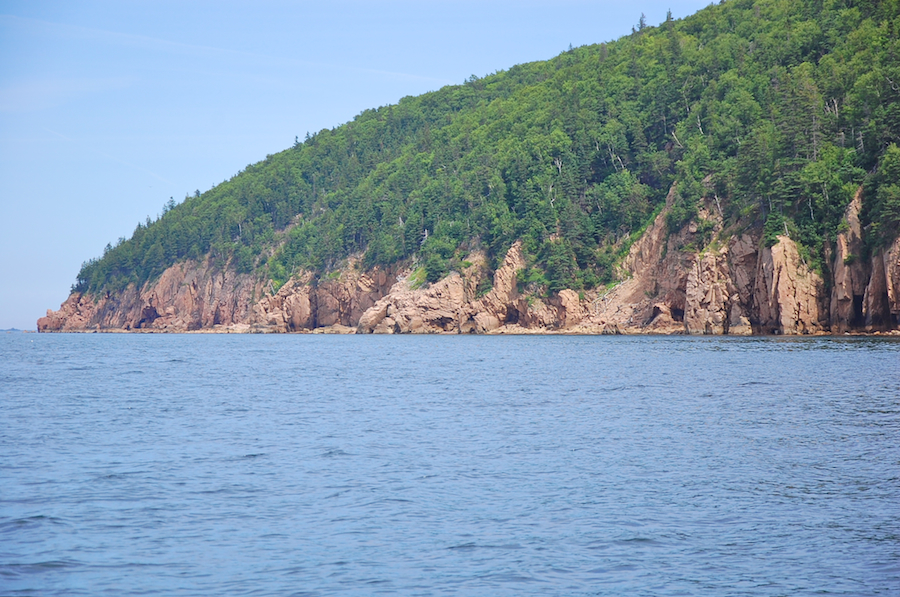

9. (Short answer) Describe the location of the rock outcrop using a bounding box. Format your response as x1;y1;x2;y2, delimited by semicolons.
251;264;396;333
582;195;695;335
829;191;870;332
38;258;396;334
38;188;900;335
38;260;264;332
883;236;900;325
685;245;747;335
861;235;900;331
752;236;827;334
356;270;467;334
356;243;530;334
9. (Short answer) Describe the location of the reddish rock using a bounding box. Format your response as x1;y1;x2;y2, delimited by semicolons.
830;190;870;332
752;236;826;334
37;188;899;336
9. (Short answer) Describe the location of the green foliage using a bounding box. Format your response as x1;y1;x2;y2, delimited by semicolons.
424;253;449;283
666;186;699;233
517;266;549;295
407;267;427;290
74;0;900;296
763;212;786;248
864;144;900;245
475;276;493;298
267;258;288;291
543;238;581;293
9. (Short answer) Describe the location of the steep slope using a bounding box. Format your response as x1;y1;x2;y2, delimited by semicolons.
41;0;900;334
39;185;900;334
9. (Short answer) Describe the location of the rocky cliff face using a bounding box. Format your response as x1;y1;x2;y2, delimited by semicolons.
39;191;900;335
858;235;900;332
827;189;900;333
830;191;869;332
752;235;827;334
250;262;396;333
883;238;900;326
561;190;897;336
38;260;265;332
38;258;396;334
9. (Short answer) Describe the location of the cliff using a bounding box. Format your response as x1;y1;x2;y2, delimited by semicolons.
39;191;900;335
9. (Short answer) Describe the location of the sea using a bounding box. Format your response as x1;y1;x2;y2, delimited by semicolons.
1;333;898;596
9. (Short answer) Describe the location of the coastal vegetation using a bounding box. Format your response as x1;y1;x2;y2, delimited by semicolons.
74;0;900;296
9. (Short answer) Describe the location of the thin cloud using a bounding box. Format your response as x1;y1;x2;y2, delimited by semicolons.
0;13;454;86
0;76;134;112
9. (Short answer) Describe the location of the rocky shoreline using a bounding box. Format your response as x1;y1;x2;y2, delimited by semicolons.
36;326;900;336
39;191;900;336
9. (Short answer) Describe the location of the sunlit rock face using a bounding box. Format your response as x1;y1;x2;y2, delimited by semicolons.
38;189;900;336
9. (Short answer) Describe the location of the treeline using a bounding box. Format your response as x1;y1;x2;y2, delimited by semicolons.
75;0;900;295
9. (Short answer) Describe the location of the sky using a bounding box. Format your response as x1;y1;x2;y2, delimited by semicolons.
0;0;712;330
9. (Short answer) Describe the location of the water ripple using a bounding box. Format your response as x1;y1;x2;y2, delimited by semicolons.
0;334;898;595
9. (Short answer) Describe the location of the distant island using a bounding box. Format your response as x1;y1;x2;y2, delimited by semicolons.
40;0;900;335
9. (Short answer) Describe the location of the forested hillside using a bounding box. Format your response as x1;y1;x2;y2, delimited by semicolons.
74;0;900;296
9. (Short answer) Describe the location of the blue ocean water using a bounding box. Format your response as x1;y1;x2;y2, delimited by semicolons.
1;333;898;596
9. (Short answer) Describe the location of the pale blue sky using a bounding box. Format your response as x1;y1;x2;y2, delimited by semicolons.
0;0;711;329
